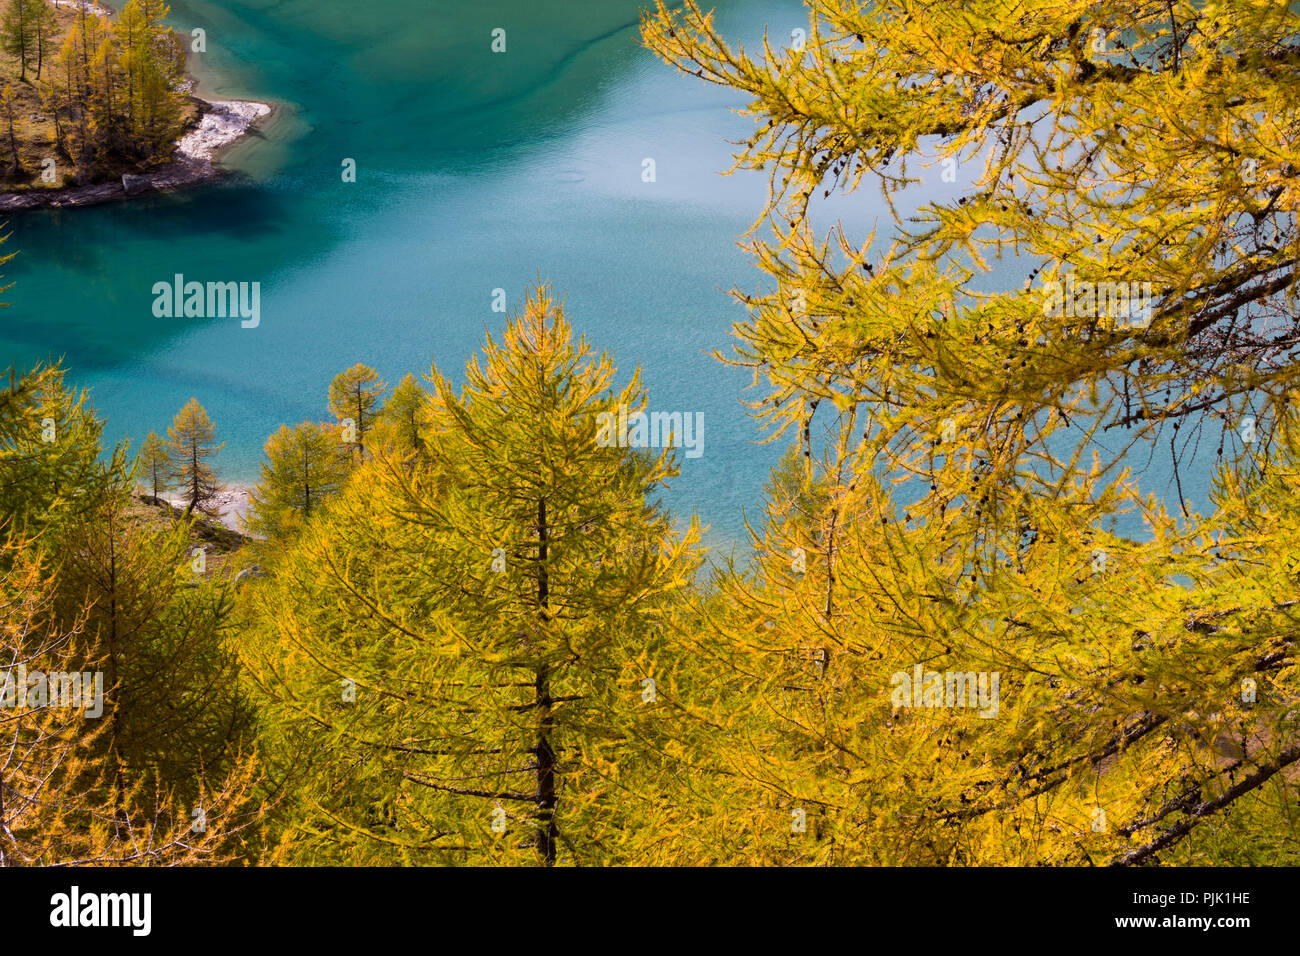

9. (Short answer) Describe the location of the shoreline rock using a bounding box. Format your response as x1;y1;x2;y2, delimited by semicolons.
0;98;273;212
154;483;254;536
49;0;112;16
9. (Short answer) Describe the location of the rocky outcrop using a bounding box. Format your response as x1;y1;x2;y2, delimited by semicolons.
0;99;272;212
122;173;151;196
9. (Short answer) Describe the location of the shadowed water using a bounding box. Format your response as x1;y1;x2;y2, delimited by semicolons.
1;0;820;551
0;0;1212;551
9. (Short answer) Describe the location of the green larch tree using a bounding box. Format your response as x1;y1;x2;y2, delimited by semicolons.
1;0;34;82
29;0;53;81
328;363;386;455
53;490;256;811
1;0;54;83
166;397;222;517
375;372;431;461
0;363;124;543
243;285;703;865
244;421;351;540
136;428;168;503
116;0;185;160
1;526;261;865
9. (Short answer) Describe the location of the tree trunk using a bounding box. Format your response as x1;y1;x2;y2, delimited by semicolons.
534;497;557;865
16;13;27;84
106;520;126;820
187;443;198;516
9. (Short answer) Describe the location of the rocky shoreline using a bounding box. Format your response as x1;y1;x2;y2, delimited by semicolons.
0;98;272;212
157;484;254;535
0;0;272;211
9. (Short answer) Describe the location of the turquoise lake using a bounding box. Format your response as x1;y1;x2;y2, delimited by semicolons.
0;0;1214;549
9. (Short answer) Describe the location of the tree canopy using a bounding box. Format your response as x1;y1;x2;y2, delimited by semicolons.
638;0;1300;864
5;0;1299;868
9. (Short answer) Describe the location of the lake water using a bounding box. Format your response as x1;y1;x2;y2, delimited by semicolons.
0;0;1214;550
